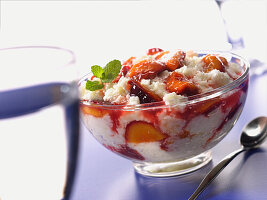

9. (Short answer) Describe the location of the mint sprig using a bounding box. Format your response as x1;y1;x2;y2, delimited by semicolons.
86;81;104;91
91;65;104;79
102;60;121;83
86;59;121;91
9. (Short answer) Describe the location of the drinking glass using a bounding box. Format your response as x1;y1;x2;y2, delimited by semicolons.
0;46;79;200
215;0;267;76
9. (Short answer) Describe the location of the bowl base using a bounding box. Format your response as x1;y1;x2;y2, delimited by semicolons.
133;151;212;177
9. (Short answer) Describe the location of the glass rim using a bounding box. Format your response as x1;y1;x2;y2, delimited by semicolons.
0;45;76;67
80;50;250;111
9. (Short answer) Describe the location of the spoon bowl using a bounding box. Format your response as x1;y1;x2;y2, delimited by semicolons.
241;117;267;148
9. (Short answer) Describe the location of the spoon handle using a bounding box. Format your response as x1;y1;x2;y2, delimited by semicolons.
188;148;246;200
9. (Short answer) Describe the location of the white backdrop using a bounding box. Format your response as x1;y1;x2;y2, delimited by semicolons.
0;0;229;76
1;0;266;77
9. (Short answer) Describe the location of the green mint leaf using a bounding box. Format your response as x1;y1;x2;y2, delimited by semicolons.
91;65;104;78
85;80;104;91
102;59;121;83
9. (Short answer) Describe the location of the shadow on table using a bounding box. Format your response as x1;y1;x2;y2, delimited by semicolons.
133;148;265;200
133;161;214;200
203;148;265;200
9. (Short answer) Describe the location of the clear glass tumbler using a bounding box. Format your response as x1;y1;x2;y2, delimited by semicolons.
0;46;79;200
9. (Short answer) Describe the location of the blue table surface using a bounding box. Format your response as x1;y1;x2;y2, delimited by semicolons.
71;73;267;200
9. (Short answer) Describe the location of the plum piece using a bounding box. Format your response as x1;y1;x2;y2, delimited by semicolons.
129;80;162;104
147;48;164;56
105;144;145;160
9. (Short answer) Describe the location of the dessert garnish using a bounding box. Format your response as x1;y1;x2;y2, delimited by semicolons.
86;60;121;91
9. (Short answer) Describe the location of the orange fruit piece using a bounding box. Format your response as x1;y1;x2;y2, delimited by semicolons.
194;98;221;114
81;105;108;118
166;51;186;71
155;51;170;60
166;72;199;96
202;54;228;73
122;56;136;66
125;121;166;143
128;59;165;80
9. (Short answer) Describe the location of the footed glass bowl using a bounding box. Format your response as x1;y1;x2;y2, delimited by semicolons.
79;51;249;177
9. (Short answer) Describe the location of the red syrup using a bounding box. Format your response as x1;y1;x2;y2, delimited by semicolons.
221;90;242;113
96;78;248;156
205;102;242;146
109;109;123;134
105;144;145;161
104;88;244;154
202;101;222;117
142;108;162;127
161;83;246;148
241;78;249;93
204;87;246;146
160;138;170;151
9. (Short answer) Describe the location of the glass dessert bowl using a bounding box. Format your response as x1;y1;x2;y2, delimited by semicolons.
79;49;249;177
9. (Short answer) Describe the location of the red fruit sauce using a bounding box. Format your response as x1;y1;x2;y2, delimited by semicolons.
105;144;145;161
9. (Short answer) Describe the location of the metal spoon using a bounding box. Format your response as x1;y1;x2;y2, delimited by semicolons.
188;116;267;200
